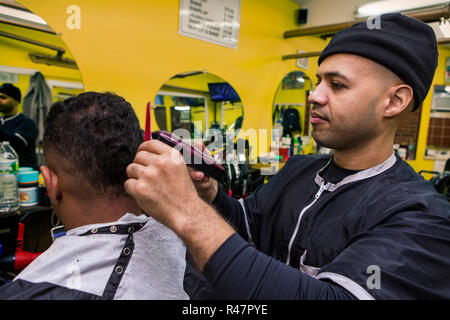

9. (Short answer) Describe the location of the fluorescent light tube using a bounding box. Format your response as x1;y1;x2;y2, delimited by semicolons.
175;106;191;111
356;0;449;18
0;5;48;25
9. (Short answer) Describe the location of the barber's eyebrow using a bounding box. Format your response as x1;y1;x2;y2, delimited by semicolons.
316;71;350;81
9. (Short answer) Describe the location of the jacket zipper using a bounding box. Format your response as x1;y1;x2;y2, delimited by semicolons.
285;182;326;265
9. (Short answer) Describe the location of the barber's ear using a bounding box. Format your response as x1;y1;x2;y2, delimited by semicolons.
40;165;61;204
384;84;414;118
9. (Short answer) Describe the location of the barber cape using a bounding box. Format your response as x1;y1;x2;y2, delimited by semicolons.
0;213;189;300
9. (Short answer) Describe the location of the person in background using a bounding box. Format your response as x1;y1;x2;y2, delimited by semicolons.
0;92;188;300
125;13;450;299
0;83;38;170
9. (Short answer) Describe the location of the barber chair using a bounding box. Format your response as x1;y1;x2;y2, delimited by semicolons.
0;207;53;284
419;159;450;201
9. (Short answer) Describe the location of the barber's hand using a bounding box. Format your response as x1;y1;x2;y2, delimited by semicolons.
188;141;218;203
125;140;235;271
125;140;203;230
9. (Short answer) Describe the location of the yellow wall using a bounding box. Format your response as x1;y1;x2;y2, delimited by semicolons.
164;72;223;92
12;0;443;173
18;0;324;155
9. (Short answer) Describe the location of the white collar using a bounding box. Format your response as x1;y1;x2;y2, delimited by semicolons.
3;113;21;122
315;152;397;192
66;212;149;236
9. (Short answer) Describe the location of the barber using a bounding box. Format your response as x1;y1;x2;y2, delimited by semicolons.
125;13;450;299
0;83;38;170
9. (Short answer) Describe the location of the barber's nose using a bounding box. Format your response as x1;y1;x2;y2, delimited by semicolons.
308;83;328;107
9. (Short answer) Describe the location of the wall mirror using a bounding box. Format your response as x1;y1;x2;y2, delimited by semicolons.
0;1;84;167
427;85;450;150
153;70;243;142
392;110;421;161
424;84;450;169
272;70;312;138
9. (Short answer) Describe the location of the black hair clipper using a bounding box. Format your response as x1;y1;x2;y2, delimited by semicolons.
151;130;226;184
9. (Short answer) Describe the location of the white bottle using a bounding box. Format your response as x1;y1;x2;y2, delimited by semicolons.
2;141;19;174
272;120;283;150
0;146;19;213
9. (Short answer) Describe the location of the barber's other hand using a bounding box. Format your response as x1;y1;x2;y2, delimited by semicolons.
188;141;218;203
125;140;202;230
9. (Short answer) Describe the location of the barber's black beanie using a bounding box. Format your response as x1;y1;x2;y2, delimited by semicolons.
0;83;21;103
318;13;438;111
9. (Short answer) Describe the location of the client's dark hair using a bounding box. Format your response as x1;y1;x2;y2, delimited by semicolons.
43;91;143;197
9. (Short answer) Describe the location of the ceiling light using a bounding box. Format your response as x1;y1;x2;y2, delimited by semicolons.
175;106;191;111
0;5;48;25
356;0;449;18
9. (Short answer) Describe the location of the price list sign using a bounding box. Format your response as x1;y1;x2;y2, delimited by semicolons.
179;0;241;49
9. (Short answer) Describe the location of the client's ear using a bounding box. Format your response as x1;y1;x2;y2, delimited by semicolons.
40;165;61;204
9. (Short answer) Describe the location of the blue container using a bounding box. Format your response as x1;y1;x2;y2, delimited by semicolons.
19;187;39;206
18;170;39;187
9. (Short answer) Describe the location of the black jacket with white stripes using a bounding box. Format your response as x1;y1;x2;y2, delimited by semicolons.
186;153;450;299
0;113;38;170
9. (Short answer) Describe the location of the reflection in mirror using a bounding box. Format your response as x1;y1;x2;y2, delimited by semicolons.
393;106;421;162
0;1;84;168
273;71;312;136
154;71;254;199
424;84;450;169
272;70;315;157
392;83;437;162
153;71;244;141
